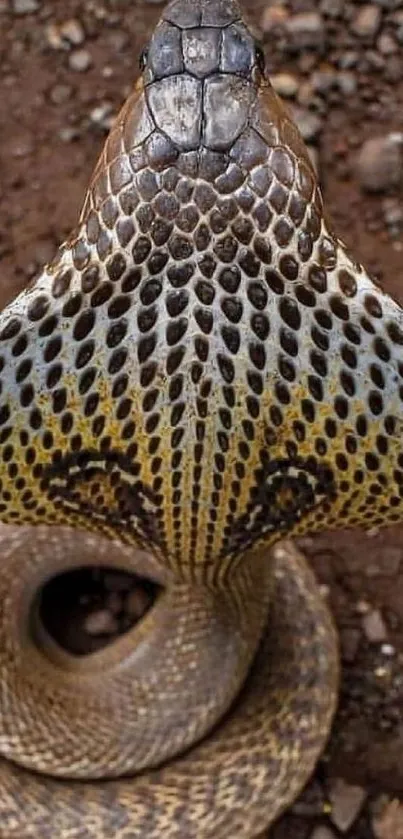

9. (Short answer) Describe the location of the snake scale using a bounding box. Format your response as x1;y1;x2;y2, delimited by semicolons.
0;0;402;835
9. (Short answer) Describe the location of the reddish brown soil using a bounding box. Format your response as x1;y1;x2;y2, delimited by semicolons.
0;1;402;838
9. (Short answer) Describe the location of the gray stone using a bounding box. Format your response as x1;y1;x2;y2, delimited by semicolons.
12;0;40;13
297;80;315;107
58;126;80;142
311;68;337;93
337;71;357;96
383;197;403;232
59;18;85;46
90;102;115;130
261;5;289;33
357;135;403;192
365;49;386;70
373;798;403;839
338;50;359;69
68;49;92;72
271;73;299;98
319;0;344;18
286;12;325;50
374;0;403;8
362;609;388;643
291;106;323;142
377;33;398;54
350;5;382;39
329;778;367;832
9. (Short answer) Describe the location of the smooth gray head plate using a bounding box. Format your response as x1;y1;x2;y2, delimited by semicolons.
142;0;262;152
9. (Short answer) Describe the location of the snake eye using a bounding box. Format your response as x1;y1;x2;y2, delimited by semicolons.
255;43;266;75
139;47;149;72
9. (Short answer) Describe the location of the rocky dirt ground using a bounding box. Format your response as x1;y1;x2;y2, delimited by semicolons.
0;0;403;837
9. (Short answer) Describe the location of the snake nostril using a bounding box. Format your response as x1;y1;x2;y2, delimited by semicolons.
139;46;149;72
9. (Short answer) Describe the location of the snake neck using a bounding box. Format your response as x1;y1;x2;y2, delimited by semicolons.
0;0;402;585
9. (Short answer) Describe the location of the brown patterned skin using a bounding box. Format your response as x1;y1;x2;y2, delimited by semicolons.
0;0;401;834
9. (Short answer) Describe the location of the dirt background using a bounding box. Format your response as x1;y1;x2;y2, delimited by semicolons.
0;0;402;837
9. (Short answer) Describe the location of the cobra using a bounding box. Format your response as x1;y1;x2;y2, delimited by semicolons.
0;0;401;836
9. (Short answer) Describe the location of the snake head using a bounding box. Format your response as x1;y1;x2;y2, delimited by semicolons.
0;0;402;582
138;0;265;157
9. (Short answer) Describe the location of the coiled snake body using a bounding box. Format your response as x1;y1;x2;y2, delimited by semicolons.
0;0;401;836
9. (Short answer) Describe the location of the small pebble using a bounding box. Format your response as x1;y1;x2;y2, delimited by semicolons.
373;798;403;839
338;50;359;70
319;0;344;18
271;73;299;98
357;135;402;192
59;126;80;142
47;19;86;49
375;0;403;8
356;598;370;614
68;49;92;73
84;609;119;636
362;609;388;643
60;18;85;46
12;0;40;13
49;84;73;105
297;80;315;107
311;67;336;94
261;5;289;33
90;102;115;130
292;106;323;142
381;644;395;657
46;24;65;50
350;5;382;39
377;32;398;55
286;12;325;50
365;49;386;71
337;71;357;96
329;778;367;832
383;197;403;235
